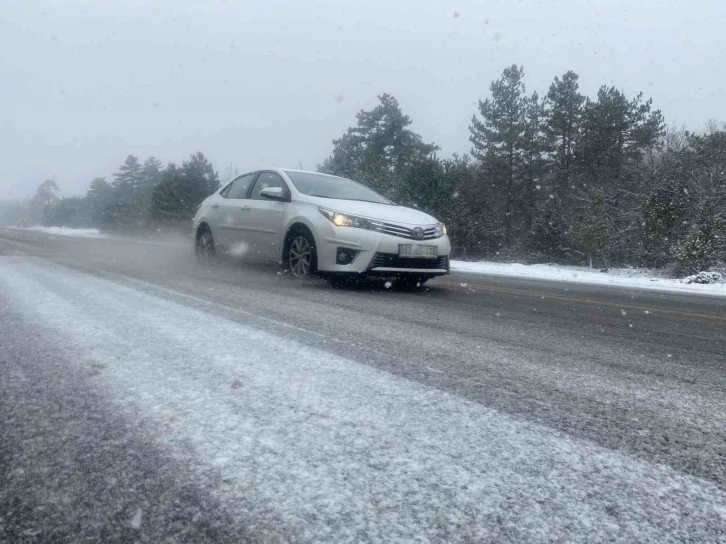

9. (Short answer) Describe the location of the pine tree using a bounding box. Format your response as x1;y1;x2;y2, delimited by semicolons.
578;87;664;184
641;180;689;266
149;153;220;222
30;179;60;224
573;196;611;268
138;157;163;222
520;91;549;233
545;71;584;192
110;155;143;229
318;94;438;197
149;163;183;221
470;65;527;243
86;177;114;228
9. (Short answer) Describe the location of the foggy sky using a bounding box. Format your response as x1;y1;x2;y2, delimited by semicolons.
1;0;724;199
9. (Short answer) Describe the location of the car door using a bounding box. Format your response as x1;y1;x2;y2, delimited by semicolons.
214;172;258;250
242;171;290;259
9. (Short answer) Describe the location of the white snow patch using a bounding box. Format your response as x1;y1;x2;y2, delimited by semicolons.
1;260;725;542
23;226;107;238
682;271;723;284
450;261;726;297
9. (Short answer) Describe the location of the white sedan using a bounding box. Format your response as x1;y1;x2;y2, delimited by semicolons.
192;168;451;286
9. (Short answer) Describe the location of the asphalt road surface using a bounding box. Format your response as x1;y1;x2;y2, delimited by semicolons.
1;227;725;543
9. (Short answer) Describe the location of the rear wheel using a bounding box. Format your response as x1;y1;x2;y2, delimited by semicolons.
288;231;316;278
195;227;216;264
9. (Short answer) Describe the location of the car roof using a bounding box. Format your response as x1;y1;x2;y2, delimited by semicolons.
269;168;340;178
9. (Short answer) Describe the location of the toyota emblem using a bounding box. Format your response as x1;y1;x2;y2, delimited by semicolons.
412;227;424;240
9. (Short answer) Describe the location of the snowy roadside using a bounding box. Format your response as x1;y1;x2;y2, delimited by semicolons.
4;226;724;297
3;226;108;238
451;260;726;297
1;258;725;542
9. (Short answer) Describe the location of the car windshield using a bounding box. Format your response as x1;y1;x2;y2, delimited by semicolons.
285;171;392;205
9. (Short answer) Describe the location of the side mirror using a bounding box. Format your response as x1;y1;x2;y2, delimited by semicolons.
259;187;287;201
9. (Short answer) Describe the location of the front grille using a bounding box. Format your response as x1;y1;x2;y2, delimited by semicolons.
369;253;450;271
378;222;440;240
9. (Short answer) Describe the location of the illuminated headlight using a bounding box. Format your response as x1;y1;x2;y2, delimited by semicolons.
435;223;447;237
319;208;382;232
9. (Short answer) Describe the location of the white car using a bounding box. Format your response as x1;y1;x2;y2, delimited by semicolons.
193;168;451;286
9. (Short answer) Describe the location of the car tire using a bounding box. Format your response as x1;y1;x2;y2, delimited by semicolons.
287;230;317;278
195;227;216;264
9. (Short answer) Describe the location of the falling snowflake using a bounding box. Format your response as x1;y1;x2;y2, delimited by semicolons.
129;508;143;529
384;281;392;289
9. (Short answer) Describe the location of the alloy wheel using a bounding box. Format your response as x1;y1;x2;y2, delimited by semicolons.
289;235;313;277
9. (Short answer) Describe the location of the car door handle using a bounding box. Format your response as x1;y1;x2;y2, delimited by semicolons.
240;206;251;212
211;204;219;209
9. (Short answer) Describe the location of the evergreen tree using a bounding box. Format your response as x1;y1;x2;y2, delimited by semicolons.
573;196;611;268
528;196;571;262
42;197;91;228
641;180;689;266
86;177;114;228
674;201;725;274
149;152;220;222
520;91;550;233
30;179;60;224
470;65;527;243
110;155;143;229
149;163;183;221
319;94;438;196
138;157;163;221
578;87;664;183
545;71;585;192
31;179;60;207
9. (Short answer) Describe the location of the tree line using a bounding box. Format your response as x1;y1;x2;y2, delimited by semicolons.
30;152;220;233
319;67;725;274
27;65;725;273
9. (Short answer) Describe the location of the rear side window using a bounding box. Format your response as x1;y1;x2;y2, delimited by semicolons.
226;173;256;199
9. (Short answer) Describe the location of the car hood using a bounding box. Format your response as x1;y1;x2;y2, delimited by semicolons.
305;196;440;225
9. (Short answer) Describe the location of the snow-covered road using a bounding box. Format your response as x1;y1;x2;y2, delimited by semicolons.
2;256;725;542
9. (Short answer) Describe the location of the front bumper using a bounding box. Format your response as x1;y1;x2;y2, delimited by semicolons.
315;226;451;276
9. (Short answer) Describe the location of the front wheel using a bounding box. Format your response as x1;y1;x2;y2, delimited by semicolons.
288;231;317;278
195;228;216;264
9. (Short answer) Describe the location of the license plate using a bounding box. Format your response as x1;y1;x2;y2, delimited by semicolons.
399;244;438;258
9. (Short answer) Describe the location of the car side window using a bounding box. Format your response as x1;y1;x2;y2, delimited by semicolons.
219;182;233;198
225;173;256;199
250;172;287;200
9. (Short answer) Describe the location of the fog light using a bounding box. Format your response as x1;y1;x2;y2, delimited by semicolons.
336;248;357;265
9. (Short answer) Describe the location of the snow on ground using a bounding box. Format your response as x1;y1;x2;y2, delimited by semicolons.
16;226;107;238
1;258;725;542
451;260;726;297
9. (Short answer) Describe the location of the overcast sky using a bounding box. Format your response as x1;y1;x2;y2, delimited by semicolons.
1;0;724;198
